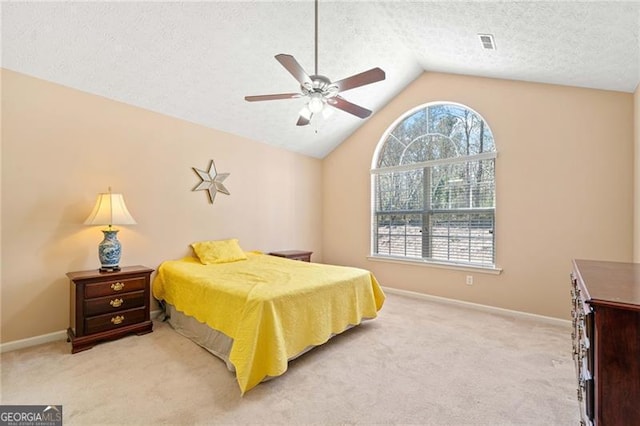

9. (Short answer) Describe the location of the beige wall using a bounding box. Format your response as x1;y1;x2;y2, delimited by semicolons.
1;68;636;343
323;72;634;319
635;84;640;262
1;69;323;343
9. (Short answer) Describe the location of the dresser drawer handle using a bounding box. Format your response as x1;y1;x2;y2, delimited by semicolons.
111;315;125;325
109;298;123;308
111;282;125;291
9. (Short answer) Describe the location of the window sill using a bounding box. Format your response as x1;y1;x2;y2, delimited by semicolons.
366;255;502;275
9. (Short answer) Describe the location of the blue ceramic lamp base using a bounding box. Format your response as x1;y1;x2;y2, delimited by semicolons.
98;229;122;273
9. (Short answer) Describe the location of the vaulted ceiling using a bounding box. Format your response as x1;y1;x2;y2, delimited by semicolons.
3;1;639;158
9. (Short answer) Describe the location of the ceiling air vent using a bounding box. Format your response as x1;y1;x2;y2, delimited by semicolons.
478;34;496;50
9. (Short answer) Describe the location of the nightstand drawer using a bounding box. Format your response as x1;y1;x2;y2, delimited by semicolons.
84;291;146;316
84;307;146;334
85;276;146;299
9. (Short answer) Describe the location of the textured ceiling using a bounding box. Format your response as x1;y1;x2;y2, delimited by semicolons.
2;1;639;158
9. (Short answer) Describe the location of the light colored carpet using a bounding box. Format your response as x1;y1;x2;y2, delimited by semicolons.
1;292;579;425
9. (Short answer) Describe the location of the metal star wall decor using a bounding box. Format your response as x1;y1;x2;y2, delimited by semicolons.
192;159;230;204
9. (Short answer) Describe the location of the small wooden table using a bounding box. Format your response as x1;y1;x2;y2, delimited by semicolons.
269;250;313;262
67;265;154;353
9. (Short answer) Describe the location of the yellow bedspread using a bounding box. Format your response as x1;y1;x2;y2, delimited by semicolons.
152;252;385;393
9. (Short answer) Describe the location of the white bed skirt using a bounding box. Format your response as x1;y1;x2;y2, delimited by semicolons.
165;303;365;376
166;303;236;371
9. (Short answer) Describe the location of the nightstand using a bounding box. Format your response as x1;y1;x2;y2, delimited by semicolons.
67;265;154;353
269;250;313;262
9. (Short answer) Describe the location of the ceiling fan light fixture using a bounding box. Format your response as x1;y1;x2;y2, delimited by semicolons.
321;105;334;119
300;105;312;120
308;94;324;113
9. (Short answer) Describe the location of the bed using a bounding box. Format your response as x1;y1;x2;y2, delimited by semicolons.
152;244;385;394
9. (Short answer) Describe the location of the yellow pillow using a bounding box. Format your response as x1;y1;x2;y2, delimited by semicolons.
191;239;247;264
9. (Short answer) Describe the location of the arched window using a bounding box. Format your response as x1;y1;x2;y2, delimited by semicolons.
371;102;496;267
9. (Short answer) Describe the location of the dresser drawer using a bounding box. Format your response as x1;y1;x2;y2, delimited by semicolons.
85;276;146;299
84;291;146;316
84;307;146;335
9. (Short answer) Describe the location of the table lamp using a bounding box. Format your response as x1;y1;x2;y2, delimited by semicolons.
84;187;136;272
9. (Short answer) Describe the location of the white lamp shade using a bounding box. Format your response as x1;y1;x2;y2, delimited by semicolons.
84;192;136;226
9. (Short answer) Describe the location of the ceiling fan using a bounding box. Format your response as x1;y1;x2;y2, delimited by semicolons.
244;0;386;126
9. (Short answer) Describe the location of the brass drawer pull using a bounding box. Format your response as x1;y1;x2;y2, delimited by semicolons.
110;298;123;308
111;315;125;325
111;282;125;291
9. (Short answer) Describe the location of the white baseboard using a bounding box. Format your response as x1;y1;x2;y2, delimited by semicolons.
0;309;164;354
0;330;68;354
382;286;571;328
2;294;567;354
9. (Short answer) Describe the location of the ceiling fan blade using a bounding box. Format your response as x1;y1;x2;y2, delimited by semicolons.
275;54;312;86
333;67;386;93
327;96;372;119
296;114;311;126
244;93;301;102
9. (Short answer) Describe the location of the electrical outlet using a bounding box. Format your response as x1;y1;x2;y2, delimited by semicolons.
466;275;473;286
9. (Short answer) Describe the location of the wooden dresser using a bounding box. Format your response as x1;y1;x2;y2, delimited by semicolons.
67;265;154;353
571;259;640;425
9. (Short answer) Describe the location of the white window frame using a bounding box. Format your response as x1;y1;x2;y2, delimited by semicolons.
369;102;500;273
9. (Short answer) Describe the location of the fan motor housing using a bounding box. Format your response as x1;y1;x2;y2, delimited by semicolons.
303;75;338;97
